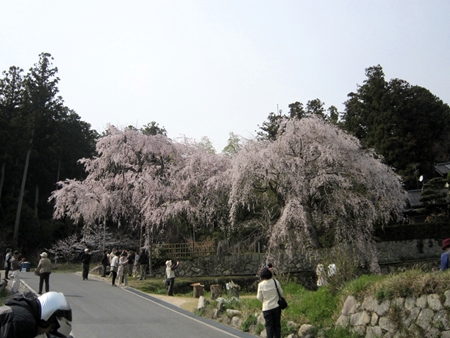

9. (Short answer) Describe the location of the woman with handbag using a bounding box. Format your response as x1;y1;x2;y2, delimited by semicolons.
257;267;284;338
36;252;52;294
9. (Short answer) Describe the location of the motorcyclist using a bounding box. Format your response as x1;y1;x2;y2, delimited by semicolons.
0;291;73;338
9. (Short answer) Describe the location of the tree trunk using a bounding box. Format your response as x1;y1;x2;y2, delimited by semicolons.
14;143;32;245
34;185;39;216
148;234;153;277
0;149;6;201
305;206;321;249
56;154;61;183
0;149;6;218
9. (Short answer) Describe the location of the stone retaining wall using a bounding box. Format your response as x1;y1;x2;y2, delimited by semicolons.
152;239;443;278
205;291;450;338
154;253;266;277
335;292;450;337
376;239;441;264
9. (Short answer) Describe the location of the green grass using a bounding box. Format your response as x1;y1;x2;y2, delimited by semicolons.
287;284;339;326
371;269;450;301
339;273;385;300
52;263;82;273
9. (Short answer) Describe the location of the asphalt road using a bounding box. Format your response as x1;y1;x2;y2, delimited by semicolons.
19;271;256;338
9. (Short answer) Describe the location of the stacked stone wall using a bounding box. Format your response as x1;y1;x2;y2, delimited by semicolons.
154;253;266;277
153;239;443;278
335;292;450;337
376;239;441;264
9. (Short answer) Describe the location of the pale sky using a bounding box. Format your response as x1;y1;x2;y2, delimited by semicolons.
1;1;449;152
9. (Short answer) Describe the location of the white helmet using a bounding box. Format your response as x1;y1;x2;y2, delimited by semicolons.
38;292;72;337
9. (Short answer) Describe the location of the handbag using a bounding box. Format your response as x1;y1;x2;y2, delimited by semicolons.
34;268;41;276
274;279;288;310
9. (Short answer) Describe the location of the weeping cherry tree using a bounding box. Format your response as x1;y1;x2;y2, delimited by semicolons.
50;126;232;267
50;125;180;253
229;116;406;273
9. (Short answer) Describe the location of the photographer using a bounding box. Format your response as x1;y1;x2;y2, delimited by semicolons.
10;251;25;294
0;291;73;338
165;259;180;296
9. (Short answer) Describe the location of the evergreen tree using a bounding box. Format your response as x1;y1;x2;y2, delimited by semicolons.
342;65;450;188
0;53;97;248
420;177;449;222
140;121;167;136
258;100;340;141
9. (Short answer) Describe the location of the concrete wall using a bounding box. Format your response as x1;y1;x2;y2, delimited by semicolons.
376;238;441;264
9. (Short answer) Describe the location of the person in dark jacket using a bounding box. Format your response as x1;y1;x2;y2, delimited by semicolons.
101;250;109;277
137;249;149;280
441;238;450;271
0;291;72;338
4;249;12;280
127;251;135;277
80;249;91;280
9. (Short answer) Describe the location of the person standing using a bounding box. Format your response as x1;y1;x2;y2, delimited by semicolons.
10;251;25;294
127;251;135;277
165;259;180;296
138;249;149;280
37;252;52;294
118;252;129;287
101;250;109;277
110;251;120;286
316;262;327;287
4;248;12;280
441;238;450;271
257;267;283;338
80;249;91;280
133;251;140;277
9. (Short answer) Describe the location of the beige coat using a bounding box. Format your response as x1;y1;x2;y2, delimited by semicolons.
257;278;283;311
37;257;52;273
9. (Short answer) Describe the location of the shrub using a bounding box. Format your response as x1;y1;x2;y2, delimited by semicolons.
320;244;360;295
340;274;385;300
241;314;257;332
370;269;450;301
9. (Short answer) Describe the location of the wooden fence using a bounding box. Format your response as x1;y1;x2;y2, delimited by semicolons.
153;241;215;259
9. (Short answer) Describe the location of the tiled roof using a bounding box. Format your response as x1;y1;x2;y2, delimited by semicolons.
406;189;423;209
435;162;450;176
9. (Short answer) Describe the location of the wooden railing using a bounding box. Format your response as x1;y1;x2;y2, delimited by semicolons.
153;241;215;259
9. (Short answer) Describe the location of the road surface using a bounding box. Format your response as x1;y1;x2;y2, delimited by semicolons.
19;271;256;338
